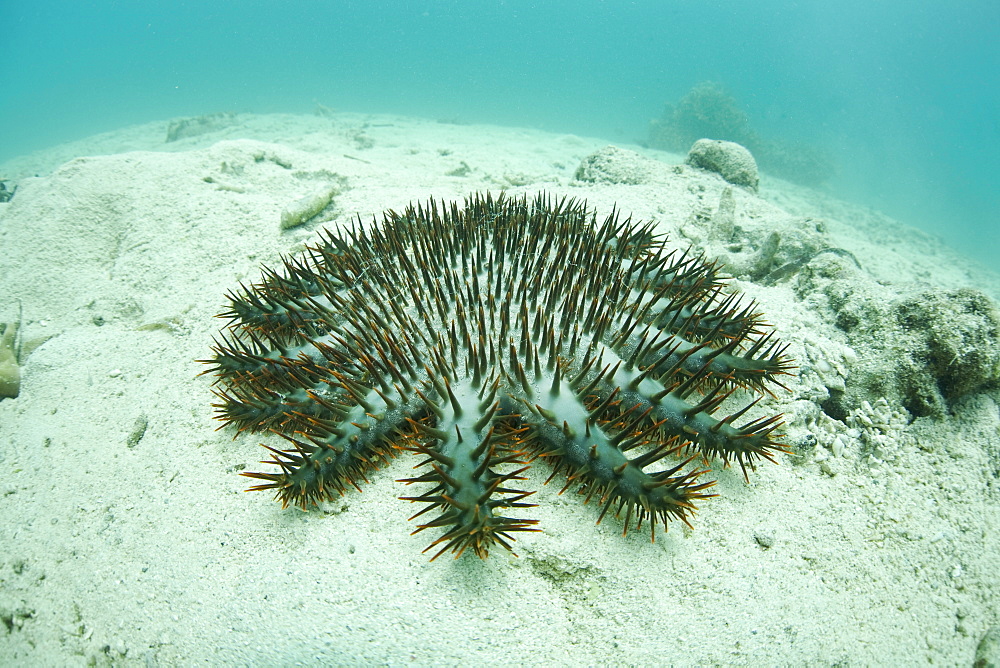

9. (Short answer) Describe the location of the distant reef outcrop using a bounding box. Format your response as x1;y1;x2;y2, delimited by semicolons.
647;81;835;188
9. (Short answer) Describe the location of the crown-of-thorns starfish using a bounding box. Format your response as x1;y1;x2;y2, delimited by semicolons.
202;192;793;560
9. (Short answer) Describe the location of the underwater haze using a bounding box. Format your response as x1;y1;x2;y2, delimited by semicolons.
1;0;997;267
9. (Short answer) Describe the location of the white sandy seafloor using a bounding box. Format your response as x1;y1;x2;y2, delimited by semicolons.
0;111;998;666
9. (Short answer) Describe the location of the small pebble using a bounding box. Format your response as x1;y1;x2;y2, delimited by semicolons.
754;531;775;549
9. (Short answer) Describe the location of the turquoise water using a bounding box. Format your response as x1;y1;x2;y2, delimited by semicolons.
2;0;997;266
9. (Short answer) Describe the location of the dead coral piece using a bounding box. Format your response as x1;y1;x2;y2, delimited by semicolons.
165;112;237;143
894;289;1000;405
709;186;736;241
686;139;759;192
0;319;21;399
280;184;340;230
313;102;337;118
0;180;16;203
574;145;653;185
822;285;1000;418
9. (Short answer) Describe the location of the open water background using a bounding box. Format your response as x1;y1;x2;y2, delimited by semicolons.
2;0;997;266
